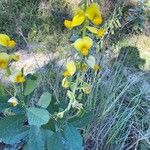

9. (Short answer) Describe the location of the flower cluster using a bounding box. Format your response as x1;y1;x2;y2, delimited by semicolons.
0;34;25;106
61;2;105;116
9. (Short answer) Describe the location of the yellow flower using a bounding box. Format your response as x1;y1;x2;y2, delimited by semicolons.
87;26;105;37
10;54;20;62
85;3;102;25
0;34;16;48
63;61;76;77
10;71;25;83
8;97;18;107
64;8;85;29
94;64;100;71
62;77;69;88
73;36;93;56
0;53;10;69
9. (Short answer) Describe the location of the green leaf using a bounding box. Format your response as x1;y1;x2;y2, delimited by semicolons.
63;124;83;150
47;95;59;114
46;132;68;150
0;115;28;144
24;76;38;96
42;118;56;132
28;126;45;150
37;92;51;108
27;107;50;126
68;111;94;128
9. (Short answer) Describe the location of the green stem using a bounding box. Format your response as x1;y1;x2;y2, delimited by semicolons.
84;0;88;11
6;67;11;76
82;0;89;37
73;73;80;95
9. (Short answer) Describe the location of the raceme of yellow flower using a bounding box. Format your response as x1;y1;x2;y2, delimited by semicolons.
0;34;16;48
87;26;105;37
8;97;18;107
85;3;102;25
73;36;93;56
10;54;20;62
63;61;76;77
64;3;103;29
0;53;10;69
10;71;26;83
64;8;85;30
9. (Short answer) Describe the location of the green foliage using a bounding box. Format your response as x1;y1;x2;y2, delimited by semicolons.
24;74;38;96
63;124;83;150
46;132;67;150
37;92;51;108
69;111;94;128
0;0;71;47
0;0;40;46
0;115;28;144
28;126;45;150
27;107;50;127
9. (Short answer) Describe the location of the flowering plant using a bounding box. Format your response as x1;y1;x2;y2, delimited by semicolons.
0;1;105;149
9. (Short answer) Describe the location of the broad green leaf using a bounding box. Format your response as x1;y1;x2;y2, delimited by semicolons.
63;124;83;150
28;126;45;150
24;76;38;96
47;96;59;114
46;132;68;150
68;111;94;128
42;118;56;132
24;129;54;150
0;115;28;144
27;107;50;126
37;92;51;108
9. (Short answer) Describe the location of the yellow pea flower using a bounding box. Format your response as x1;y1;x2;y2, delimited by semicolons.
63;61;76;77
87;26;105;37
62;77;69;88
0;34;16;48
73;36;93;56
85;3;102;25
64;8;85;29
8;97;18;107
10;71;26;83
10;54;20;62
0;53;10;69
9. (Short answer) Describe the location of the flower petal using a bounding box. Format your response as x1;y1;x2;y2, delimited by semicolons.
0;34;16;48
0;53;10;69
8;97;18;107
87;26;98;34
66;61;76;76
72;14;85;27
85;3;102;25
64;20;73;30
